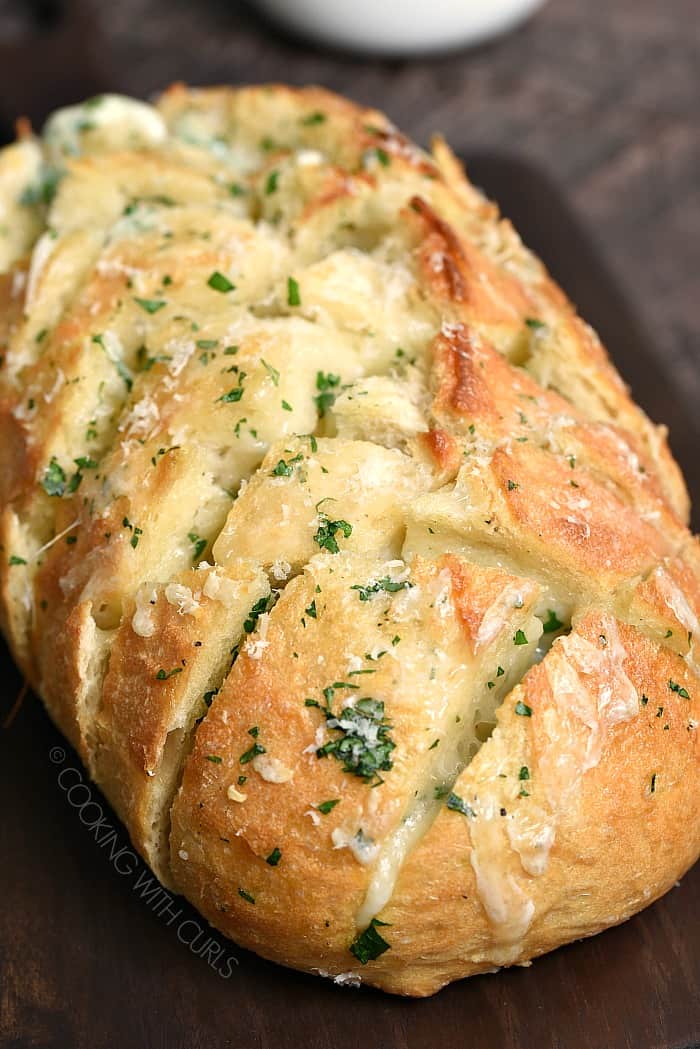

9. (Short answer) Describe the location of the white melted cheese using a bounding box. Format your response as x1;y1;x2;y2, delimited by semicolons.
251;754;294;783
331;827;380;866
653;566;699;641
164;583;200;616
42;95;166;161
132;583;158;637
202;569;241;607
25;231;56;311
542;617;638;804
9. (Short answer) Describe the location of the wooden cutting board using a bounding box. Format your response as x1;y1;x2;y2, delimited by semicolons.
1;153;698;1049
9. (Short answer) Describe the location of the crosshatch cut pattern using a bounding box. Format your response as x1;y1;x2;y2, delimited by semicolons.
0;85;698;996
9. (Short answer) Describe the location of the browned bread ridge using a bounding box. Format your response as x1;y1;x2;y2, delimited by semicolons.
0;85;698;996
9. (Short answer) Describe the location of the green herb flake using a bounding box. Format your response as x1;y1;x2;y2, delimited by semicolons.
316;695;395;784
314;371;341;417
525;318;545;330
287;276;301;307
515;700;533;717
350;576;413;601
188;532;207;561
314;513;353;554
239;742;266;765
446;792;476;818
349;918;391;964
207;271;235;293
133;296;166;315
317;799;340;815
238;888;255;904
281;400;293;412
265;170;279;195
513;629;529;646
271;453;303;477
243;595;272;634
507;479;519;491
261;358;280;386
266;847;282;866
206;754;223;764
8;554;27;566
542;609;564;633
156;667;183;681
668;679;690;699
301;111;326;126
41;457;67;497
305;599;318;619
519;766;530;781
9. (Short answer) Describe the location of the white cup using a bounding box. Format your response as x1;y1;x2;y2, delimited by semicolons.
252;0;547;56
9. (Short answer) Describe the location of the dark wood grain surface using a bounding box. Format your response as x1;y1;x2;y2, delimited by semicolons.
0;5;698;1047
1;151;699;1049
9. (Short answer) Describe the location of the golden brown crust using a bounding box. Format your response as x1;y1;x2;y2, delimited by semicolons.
0;84;697;996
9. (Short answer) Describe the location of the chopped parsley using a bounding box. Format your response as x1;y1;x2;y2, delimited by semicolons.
244;595;274;634
519;766;530;780
287;276;301;307
314;513;353;554
317;799;340;814
668;679;690;699
238;888;255;904
266;847;282;866
542;609;564;633
507;480;519;491
20;166;61;207
218;370;246;403
156;667;183;680
206;754;223;764
515;700;533;717
513;629;529;646
525;318;545;330
265;170;279;195
305;599;318;619
8;554;27;566
281;400;293;412
239;741;266;764
261;358;280;386
350;576;414;601
41;458;68;497
365;146;390;168
301;111;326;126
315;693;395;784
122;516;143;548
350;918;391;964
188;532;207;561
271;453;303;477
446;792;476;818
207;271;235;293
314;371;341;417
133;296;166;314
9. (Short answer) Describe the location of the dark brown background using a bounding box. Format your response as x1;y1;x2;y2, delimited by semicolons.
0;3;698;1047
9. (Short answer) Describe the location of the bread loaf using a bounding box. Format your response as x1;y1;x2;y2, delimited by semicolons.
0;84;698;996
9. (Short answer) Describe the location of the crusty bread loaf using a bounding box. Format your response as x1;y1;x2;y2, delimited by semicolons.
0;84;698;996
